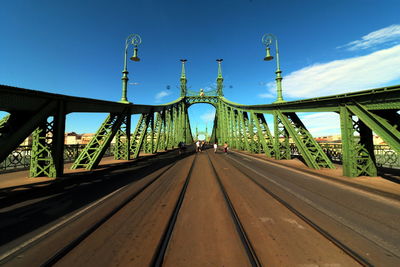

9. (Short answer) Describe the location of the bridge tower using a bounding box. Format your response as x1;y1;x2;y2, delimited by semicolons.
180;59;187;97
216;59;224;97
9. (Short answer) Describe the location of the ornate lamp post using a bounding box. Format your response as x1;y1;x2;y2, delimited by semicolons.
120;34;141;104
262;33;285;103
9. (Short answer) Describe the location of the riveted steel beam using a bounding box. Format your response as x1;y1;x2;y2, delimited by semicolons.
340;105;377;177
273;110;291;160
130;113;152;159
347;102;400;155
251;112;275;158
71;112;127;170
276;111;334;169
0;100;57;164
114;113;131;160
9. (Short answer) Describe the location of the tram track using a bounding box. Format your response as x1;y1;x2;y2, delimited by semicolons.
151;151;260;266
206;152;261;267
2;148;393;266
150;153;197;266
1;152;196;266
41;162;178;267
219;151;373;266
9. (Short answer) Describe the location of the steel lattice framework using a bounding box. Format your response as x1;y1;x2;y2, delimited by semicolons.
1;61;399;178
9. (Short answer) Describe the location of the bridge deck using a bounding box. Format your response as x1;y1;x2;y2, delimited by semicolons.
0;148;399;266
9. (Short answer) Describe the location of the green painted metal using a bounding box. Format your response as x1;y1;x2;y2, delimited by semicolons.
2;77;399;178
251;112;275;157
114;113;131;160
216;59;224;97
238;111;250;151
0;101;58;165
30;120;57;177
130;113;151;158
229;109;237;149
347;103;400;155
340;105;377;177
180;59;187;97
71;113;125;170
276;111;334;169
0;114;10;132
165;109;174;149
273;111;291;160
30;102;66;178
153;112;163;153
262;34;285;104
120;34;141;104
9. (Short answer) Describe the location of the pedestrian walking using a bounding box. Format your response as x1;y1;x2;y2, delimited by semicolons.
223;142;228;154
178;141;185;155
213;143;218;153
196;140;200;152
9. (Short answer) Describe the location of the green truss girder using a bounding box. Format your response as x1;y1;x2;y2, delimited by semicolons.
153;112;164;153
113;114;131;160
276;111;334;169
0;101;58;164
142;113;155;154
130;113;152;159
347;103;400;155
2;83;399;179
243;112;258;153
229;109;238;149
340;105;377;177
238;111;251;151
30;119;57;177
225;107;235;149
71;113;126;170
165;109;174;149
273;111;291;160
250;112;275;158
157;111;168;151
0;114;10;132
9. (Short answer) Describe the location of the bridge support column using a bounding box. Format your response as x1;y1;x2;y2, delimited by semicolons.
238;111;250;151
251;112;274;158
273;111;291;160
114;113;131;160
30;102;66;177
340;105;377;177
72;112;126;170
130;112;152;158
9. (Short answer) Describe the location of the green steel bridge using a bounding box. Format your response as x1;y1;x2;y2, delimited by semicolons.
1;60;399;179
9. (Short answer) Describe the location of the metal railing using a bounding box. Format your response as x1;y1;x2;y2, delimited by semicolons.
290;143;399;169
0;144;114;173
1;143;398;173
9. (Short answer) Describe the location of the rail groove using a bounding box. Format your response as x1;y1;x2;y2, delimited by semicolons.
22;159;181;266
224;153;373;267
206;152;262;267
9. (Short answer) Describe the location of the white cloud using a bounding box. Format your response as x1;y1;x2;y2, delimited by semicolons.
258;92;275;99
155;90;171;103
339;24;400;51
201;111;215;122
265;44;400;99
298;112;341;136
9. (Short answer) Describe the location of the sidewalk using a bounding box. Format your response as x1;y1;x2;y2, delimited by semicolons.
0;155;152;190
235;150;400;201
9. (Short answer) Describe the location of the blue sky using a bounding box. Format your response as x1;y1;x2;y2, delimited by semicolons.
1;0;400;137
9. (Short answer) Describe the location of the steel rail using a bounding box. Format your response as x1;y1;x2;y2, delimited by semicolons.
222;153;373;267
206;152;262;267
150;153;198;267
0;159;180;266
